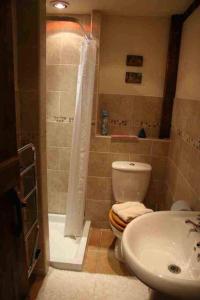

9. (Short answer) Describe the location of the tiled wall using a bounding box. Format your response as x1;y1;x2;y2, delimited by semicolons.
165;99;200;210
46;17;90;214
98;94;163;137
86;136;169;228
165;7;200;211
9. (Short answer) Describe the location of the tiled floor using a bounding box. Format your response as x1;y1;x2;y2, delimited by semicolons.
83;228;131;276
28;228;176;300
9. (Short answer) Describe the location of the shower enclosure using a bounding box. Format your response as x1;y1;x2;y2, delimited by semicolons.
46;16;96;270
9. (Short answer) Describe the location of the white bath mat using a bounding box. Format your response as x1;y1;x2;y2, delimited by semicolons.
36;268;150;300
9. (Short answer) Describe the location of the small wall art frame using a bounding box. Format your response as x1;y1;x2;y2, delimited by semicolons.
125;72;142;84
126;55;143;66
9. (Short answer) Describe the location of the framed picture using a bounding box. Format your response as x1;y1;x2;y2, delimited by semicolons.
126;55;143;66
125;72;142;84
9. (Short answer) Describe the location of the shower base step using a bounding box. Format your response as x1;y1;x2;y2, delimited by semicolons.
48;214;91;271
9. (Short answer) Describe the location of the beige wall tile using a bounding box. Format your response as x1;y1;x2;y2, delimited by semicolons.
46;33;62;65
60;91;76;118
88;152;111;177
46;65;78;92
59;147;71;171
87;177;112;201
61;33;82;64
47;122;73;147
47;147;59;170
46;91;60;121
151;140;169;156
90;136;110;152
47;169;68;193
129;154;151;164
151;156;167;181
85;199;111;225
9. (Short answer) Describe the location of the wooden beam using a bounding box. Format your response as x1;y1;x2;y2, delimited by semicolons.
159;15;183;138
182;0;200;22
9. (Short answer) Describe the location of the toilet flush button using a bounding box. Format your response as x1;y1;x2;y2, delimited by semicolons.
129;163;135;166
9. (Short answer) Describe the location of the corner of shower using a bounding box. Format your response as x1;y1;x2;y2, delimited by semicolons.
46;16;96;270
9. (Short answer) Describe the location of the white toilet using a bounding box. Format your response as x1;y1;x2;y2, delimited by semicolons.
109;161;152;262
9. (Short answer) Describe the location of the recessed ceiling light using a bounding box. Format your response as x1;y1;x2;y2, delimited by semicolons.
51;1;69;9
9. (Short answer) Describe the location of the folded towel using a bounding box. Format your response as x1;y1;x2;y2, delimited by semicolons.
112;202;153;223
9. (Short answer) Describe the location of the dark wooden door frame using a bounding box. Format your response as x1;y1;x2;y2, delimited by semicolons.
159;0;200;139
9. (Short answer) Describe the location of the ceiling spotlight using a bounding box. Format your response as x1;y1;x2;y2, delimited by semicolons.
51;1;69;9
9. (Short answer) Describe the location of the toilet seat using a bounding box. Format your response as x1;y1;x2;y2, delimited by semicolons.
109;209;127;232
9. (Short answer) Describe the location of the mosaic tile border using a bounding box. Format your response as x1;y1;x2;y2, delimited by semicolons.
173;125;200;151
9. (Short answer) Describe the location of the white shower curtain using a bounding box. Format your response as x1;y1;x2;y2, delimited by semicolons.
64;39;97;237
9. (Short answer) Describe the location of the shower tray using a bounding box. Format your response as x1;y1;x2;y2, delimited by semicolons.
48;214;91;271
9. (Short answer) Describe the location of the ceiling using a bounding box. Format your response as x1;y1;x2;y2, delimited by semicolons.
46;0;192;17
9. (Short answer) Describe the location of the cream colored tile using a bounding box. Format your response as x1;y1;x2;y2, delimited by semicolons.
59;147;71;171
47;169;68;193
46;33;62;65
47;147;59;170
46;91;60;121
47;122;73;147
60;91;76;119
46;65;78;92
60;33;82;64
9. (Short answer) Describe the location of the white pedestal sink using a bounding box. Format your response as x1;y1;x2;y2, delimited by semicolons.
122;211;200;299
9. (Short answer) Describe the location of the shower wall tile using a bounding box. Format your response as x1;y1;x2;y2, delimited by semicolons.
47;169;69;193
59;147;71;171
60;91;76;118
60;34;82;64
86;136;170;228
47;147;60;170
47;122;73;147
46;65;78;92
46;21;82;214
47;91;60;121
46;33;62;65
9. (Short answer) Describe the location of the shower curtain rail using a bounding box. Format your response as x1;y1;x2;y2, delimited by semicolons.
46;15;91;40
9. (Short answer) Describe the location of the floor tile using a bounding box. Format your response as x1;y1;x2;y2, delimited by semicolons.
88;228;101;249
96;248;131;276
82;248;98;273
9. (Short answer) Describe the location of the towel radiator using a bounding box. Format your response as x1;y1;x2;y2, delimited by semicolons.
18;143;40;277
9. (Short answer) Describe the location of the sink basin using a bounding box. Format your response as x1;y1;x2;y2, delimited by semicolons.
122;211;200;299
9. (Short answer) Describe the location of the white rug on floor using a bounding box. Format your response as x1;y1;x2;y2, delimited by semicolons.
36;268;150;300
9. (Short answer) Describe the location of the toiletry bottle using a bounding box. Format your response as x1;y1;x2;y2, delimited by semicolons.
101;110;109;135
